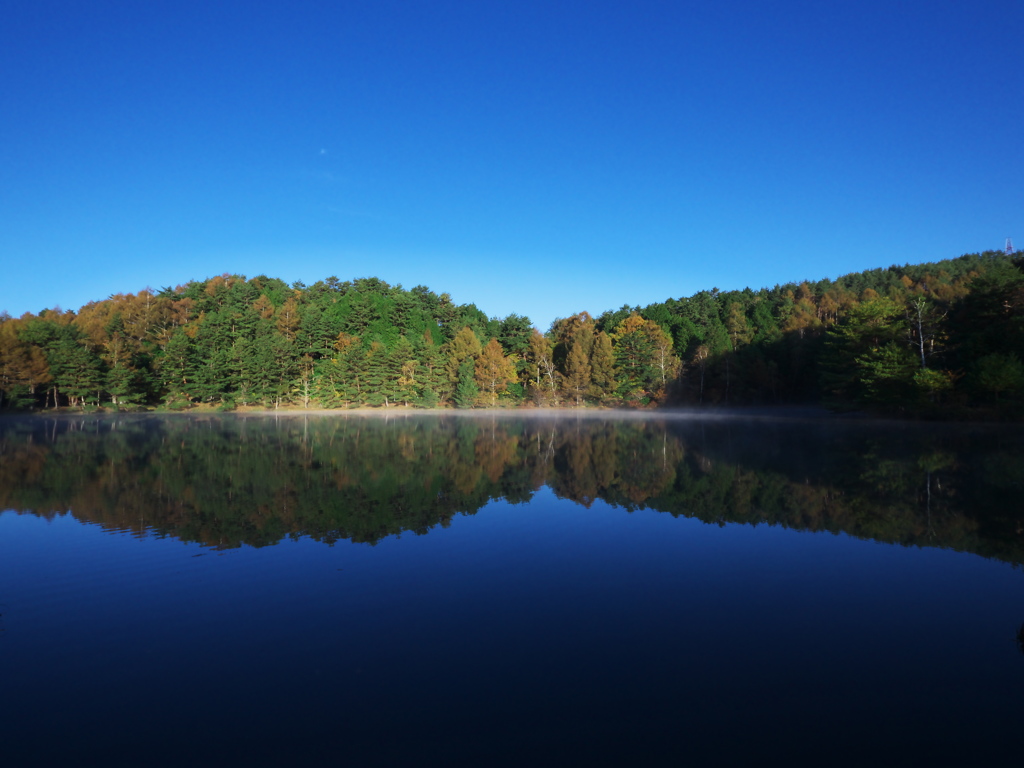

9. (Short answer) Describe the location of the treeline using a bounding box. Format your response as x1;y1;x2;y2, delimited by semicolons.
593;249;1024;416
1;250;1022;415
0;273;677;410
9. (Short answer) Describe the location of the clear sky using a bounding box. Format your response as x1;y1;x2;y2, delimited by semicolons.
2;0;1022;331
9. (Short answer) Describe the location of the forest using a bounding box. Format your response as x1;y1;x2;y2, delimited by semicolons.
1;250;1022;417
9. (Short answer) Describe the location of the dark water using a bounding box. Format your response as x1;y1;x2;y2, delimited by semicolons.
1;412;1022;766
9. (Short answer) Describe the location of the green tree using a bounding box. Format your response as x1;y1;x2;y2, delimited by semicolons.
611;314;677;402
821;298;906;406
453;359;479;408
974;352;1024;403
390;336;418;406
855;342;917;407
21;315;104;407
589;331;616;402
416;329;446;407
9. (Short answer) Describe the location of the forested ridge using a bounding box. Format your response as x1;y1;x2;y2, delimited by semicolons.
1;250;1022;417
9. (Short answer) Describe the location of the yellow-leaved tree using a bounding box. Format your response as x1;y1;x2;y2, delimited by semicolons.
474;338;517;406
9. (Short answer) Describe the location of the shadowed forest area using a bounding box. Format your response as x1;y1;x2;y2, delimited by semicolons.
1;414;1021;565
1;251;1022;418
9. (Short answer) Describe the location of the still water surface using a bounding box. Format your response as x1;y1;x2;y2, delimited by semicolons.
1;412;1022;766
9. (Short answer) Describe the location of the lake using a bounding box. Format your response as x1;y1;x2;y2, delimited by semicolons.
1;411;1022;766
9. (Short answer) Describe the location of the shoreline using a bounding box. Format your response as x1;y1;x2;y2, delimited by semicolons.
1;403;1016;428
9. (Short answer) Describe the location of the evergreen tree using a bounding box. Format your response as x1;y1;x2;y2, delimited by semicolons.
389;336;418;406
612;314;656;402
157;327;195;405
416;329;447;406
821;298;905;406
973;352;1024;404
453;359;479;408
589;331;616;402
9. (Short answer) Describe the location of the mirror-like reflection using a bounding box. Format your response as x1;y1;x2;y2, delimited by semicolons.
2;412;1022;563
3;412;1023;766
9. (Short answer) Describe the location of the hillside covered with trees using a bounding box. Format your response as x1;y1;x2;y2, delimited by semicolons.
1;251;1022;417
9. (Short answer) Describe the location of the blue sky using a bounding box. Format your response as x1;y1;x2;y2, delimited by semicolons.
2;0;1022;331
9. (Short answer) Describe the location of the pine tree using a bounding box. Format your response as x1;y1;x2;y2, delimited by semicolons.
612;314;655;402
588;331;615;402
389;336;418;406
157;327;195;404
453;359;479;408
416;329;446;406
821;298;905;406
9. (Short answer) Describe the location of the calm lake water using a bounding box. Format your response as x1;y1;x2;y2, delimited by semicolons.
1;411;1022;766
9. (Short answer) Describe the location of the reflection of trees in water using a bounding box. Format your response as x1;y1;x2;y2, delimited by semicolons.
0;415;1022;564
918;452;956;540
548;421;683;507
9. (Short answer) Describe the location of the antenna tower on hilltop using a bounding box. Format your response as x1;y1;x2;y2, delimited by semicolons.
1007;237;1015;255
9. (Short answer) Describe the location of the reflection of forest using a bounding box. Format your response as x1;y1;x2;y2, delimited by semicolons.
1;414;1022;564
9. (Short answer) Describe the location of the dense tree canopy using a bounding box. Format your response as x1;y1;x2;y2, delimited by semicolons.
1;250;1022;417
